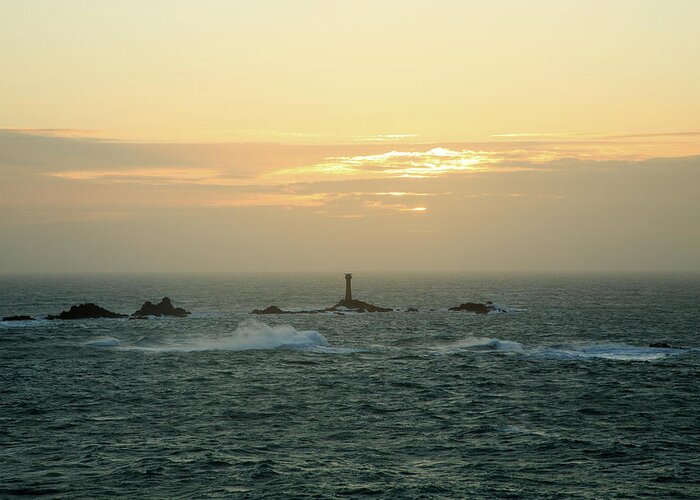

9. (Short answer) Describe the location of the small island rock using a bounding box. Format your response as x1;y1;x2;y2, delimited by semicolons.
47;303;127;320
252;305;291;315
448;301;506;314
326;299;392;313
3;315;36;321
132;297;190;317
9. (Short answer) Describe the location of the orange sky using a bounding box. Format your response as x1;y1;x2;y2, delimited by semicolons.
1;1;699;272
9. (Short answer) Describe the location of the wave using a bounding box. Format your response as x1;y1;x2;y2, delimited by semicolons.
432;337;526;355
529;344;686;361
432;337;689;361
86;337;122;347
85;320;360;354
0;318;48;329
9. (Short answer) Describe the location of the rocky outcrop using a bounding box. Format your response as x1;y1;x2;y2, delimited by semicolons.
251;274;393;315
132;297;190;317
252;305;292;315
47;303;127;320
326;299;392;313
448;301;506;314
2;315;35;321
251;299;392;315
649;342;683;349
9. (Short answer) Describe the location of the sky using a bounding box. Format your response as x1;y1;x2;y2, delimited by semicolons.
1;0;699;273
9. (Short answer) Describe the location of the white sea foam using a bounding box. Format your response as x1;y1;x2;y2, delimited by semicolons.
432;337;525;354
529;344;683;361
486;303;509;314
0;318;47;329
86;320;359;354
85;337;122;347
432;336;687;361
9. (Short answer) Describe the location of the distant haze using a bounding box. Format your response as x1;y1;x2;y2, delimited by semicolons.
1;1;699;273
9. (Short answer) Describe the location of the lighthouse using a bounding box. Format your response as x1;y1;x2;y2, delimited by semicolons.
344;273;353;302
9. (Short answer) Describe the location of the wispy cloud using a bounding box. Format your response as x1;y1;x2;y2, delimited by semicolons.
490;132;575;139
363;200;429;212
353;134;419;142
207;193;331;208
1;128;105;139
50;167;225;184
491;130;700;141
200;128;345;143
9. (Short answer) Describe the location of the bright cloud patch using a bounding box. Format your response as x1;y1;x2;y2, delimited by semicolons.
275;147;494;180
317;148;491;178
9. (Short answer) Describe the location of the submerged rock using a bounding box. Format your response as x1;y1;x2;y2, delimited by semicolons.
132;297;190;317
47;303;127;320
448;301;506;314
2;315;35;321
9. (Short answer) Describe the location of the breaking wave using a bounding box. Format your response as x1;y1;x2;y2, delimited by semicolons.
86;337;122;348
433;337;526;354
85;320;359;354
529;344;688;361
432;337;690;361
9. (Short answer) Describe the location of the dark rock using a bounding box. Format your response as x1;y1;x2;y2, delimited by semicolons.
327;299;392;313
448;302;490;314
406;308;418;312
252;305;291;315
47;303;127;320
251;274;392;315
449;301;506;314
649;342;683;349
132;297;190;317
2;315;35;321
252;299;391;315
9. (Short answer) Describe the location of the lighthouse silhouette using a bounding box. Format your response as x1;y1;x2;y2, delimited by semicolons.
344;273;352;302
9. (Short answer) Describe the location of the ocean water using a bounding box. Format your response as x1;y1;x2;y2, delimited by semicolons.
1;273;698;498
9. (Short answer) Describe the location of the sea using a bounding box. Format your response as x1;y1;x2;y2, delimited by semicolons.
1;273;698;499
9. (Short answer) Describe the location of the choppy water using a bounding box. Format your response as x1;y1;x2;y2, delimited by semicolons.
1;273;699;498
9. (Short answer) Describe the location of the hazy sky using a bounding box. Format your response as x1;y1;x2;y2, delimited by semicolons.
1;0;699;273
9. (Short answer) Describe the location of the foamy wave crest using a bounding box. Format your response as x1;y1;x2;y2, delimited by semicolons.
432;337;525;355
86;337;122;347
433;337;688;361
86;320;359;354
529;344;685;362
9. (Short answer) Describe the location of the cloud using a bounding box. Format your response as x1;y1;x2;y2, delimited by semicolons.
491;130;700;141
363;200;429;212
50;167;225;184
276;147;499;180
0;128;105;139
352;134;419;142
490;132;574;138
2;130;699;224
207;193;331;208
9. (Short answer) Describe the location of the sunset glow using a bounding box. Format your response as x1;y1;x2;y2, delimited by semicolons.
0;0;698;272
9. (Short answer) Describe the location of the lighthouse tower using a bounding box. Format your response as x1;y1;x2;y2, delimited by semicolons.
344;273;353;302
